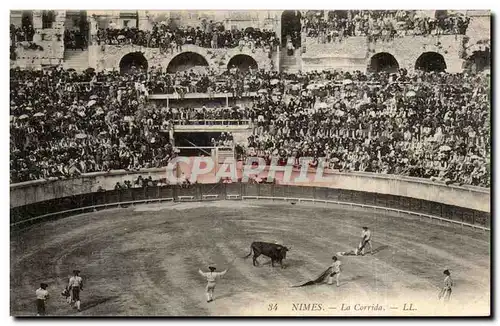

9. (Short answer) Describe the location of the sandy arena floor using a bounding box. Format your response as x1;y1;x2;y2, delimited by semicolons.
10;200;490;316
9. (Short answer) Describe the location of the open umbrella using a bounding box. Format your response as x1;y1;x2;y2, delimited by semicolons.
439;145;452;151
75;133;87;139
270;79;280;85
67;68;76;72
33;112;45;117
406;90;416;97
87;100;97;107
343;79;353;85
117;35;126;40
89;95;98;100
19;114;29;120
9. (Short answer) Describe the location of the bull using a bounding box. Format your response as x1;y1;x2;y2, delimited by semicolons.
243;241;289;268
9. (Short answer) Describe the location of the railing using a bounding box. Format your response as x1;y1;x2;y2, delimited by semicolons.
10;183;490;231
172;119;251;126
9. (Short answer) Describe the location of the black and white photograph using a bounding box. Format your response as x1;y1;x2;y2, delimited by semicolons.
8;8;491;317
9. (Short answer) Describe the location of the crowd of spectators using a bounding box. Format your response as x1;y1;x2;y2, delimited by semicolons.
303;10;470;42
147;66;268;96
10;65;490;187
10;24;35;44
95;21;279;52
10;23;37;60
242;69;489;187
64;29;88;50
10;67;175;183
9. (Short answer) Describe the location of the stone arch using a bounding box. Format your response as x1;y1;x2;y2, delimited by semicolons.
415;52;447;72
166;51;209;73
119;52;148;74
465;49;490;74
368;52;400;73
227;54;258;71
281;10;302;48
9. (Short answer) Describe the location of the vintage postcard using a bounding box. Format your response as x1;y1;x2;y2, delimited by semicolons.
9;9;491;317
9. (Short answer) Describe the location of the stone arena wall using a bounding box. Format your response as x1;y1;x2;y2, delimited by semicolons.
88;44;274;72
11;164;490;214
302;35;466;73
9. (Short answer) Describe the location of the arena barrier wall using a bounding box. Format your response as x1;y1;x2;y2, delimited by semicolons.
175;162;490;213
10;180;490;231
11;165;490;213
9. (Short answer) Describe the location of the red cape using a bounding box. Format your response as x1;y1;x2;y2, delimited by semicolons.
292;266;332;287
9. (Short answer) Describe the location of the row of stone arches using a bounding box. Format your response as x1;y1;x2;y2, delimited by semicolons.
369;50;490;73
119;52;258;74
369;52;448;73
118;50;489;75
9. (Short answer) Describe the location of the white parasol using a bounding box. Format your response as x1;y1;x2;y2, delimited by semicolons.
439;145;452;151
75;133;87;139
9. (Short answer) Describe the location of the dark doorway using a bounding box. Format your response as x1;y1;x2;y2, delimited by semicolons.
227;54;258;71
21;11;33;29
281;10;301;48
65;11;89;49
415;52;447;72
119;52;148;74
368;52;400;73
42;10;55;29
166;52;209;73
174;132;226;157
20;11;34;42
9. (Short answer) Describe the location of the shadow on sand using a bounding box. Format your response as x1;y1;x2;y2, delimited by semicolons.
370;245;389;255
258;258;306;268
79;296;118;312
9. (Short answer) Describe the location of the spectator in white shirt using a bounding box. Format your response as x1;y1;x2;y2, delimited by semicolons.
35;283;49;316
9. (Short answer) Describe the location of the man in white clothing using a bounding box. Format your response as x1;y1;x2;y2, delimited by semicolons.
68;269;84;311
438;269;453;302
359;226;373;255
198;265;227;303
327;256;342;287
35;283;49;316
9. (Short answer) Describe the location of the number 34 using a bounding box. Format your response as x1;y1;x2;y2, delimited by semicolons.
268;303;278;311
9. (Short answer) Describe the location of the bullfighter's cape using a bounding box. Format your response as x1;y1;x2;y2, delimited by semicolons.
292;266;332;287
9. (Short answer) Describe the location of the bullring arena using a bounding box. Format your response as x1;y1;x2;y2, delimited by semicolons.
10;177;490;316
10;9;491;317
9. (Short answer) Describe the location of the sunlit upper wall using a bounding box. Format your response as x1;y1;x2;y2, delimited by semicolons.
85;10;279;31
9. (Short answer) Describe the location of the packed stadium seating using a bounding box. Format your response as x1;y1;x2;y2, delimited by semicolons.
10;65;490;187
